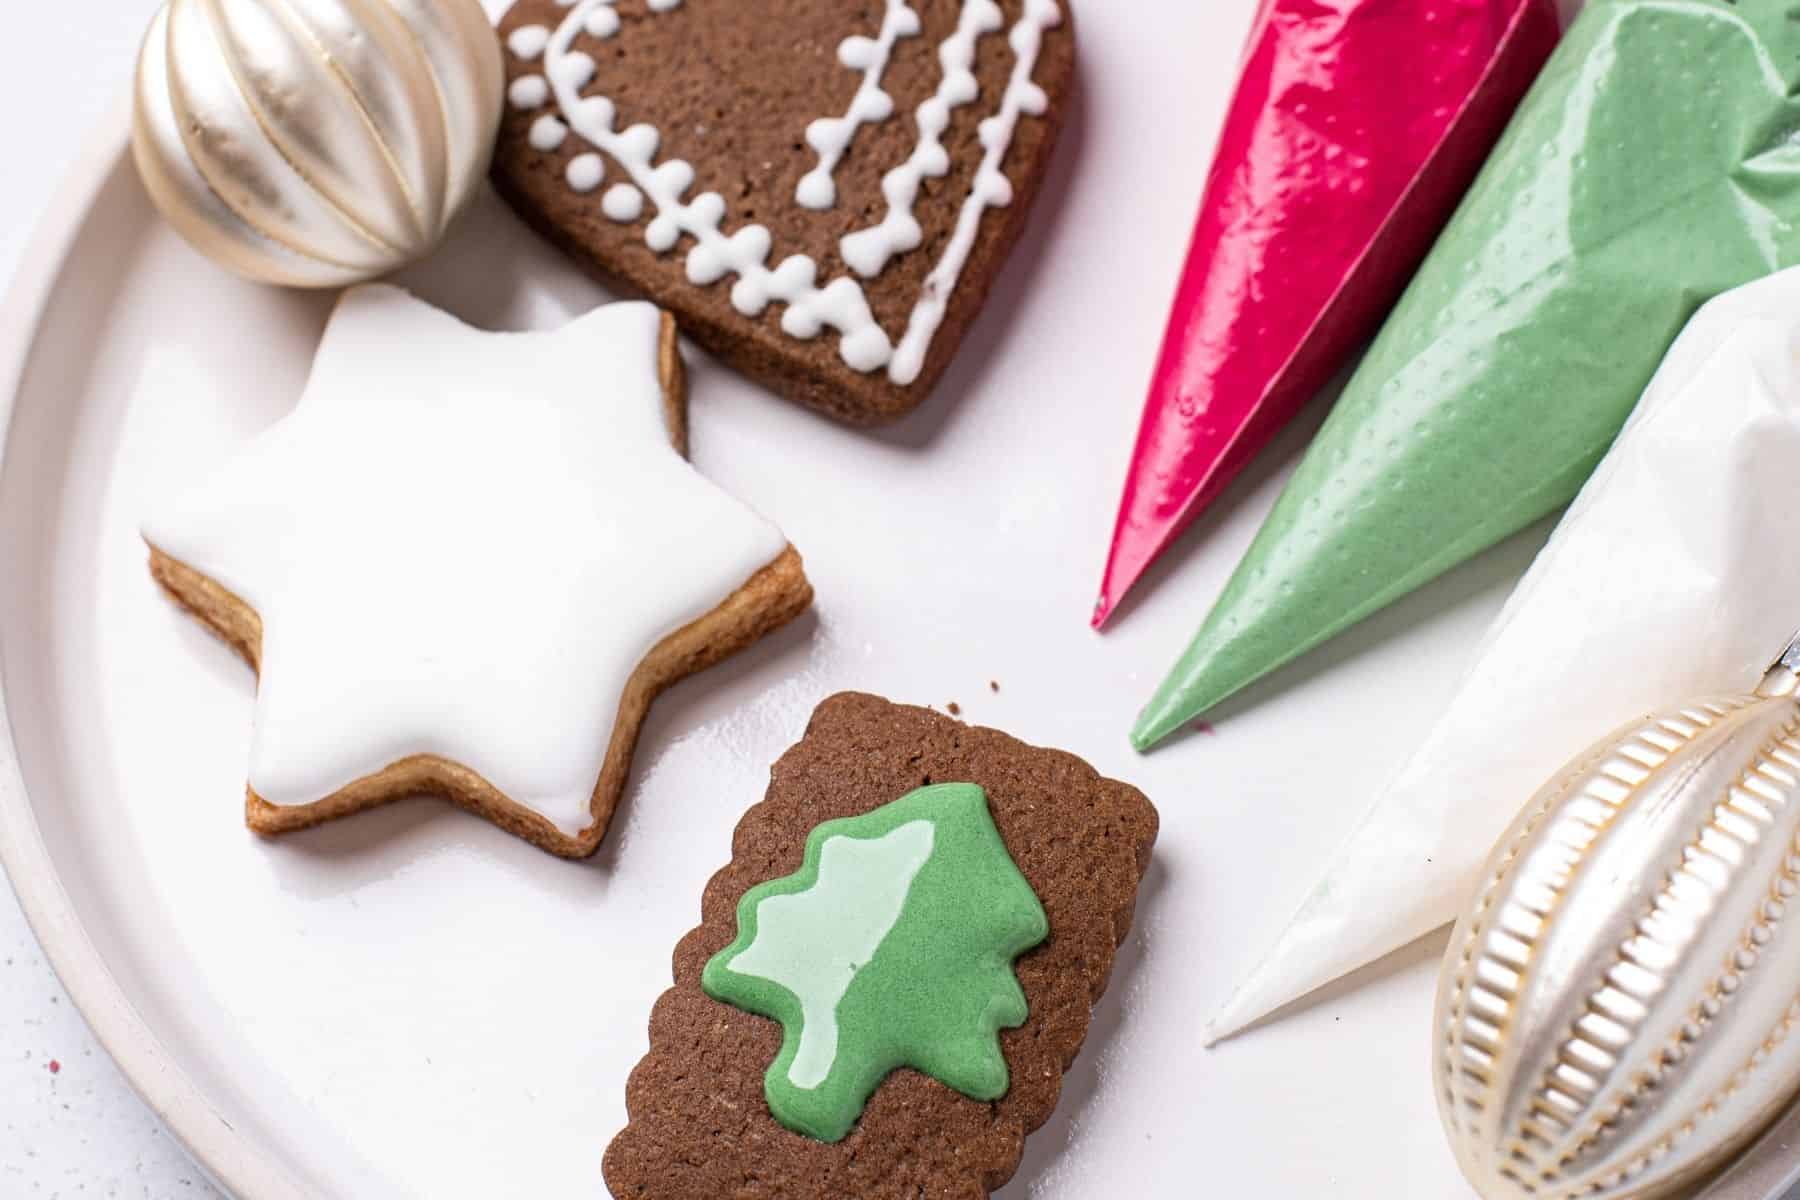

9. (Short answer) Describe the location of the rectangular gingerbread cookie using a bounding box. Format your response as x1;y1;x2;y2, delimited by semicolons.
604;691;1157;1198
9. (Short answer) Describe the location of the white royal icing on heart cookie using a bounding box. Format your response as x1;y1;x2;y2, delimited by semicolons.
795;0;921;212
503;0;1063;386
839;0;1005;280
143;285;786;838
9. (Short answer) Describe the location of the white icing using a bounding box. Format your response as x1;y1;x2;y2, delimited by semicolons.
550;50;597;92
507;24;551;59
566;152;605;192
539;1;896;374
839;0;1002;280
529;114;568;152
143;285;787;838
725;820;936;1089
795;1;921;211
508;76;550;110
583;4;620;37
602;182;644;221
889;0;1060;385
502;0;1061;387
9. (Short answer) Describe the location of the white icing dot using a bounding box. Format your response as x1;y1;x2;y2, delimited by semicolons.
795;173;835;210
839;36;878;69
508;76;550;110
690;225;772;287
577;95;616;128
602;183;644;222
583;5;620;37
841;324;896;372
773;256;818;292
647;0;681;9
551;51;597;92
616;123;661;161
508;25;551;60
529;115;568;152
806;116;851;156
651;159;695;199
645;215;680;253
984;170;1014;207
842;215;918;279
731;275;770;316
781;306;822;340
566;153;605;192
685;192;726;228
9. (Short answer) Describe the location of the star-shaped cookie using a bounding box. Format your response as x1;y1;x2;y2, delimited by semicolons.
144;284;811;857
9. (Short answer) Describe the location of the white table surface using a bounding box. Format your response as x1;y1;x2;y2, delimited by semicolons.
0;6;226;1195
0;5;1473;1200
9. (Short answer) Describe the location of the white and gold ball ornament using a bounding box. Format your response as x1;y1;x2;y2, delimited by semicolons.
1436;641;1800;1199
131;0;503;287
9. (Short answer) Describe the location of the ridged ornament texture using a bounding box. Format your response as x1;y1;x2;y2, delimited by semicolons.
131;0;503;287
1436;684;1800;1199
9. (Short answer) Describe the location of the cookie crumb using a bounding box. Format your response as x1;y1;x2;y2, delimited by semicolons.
988;680;999;693
947;702;962;716
46;1060;60;1075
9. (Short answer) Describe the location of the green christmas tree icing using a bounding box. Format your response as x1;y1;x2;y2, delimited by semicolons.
702;782;1049;1142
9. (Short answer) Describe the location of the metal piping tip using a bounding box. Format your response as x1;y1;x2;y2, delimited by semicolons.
1757;630;1800;699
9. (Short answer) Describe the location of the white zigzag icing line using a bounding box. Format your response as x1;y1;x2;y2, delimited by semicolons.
889;0;1060;385
839;0;1003;279
510;0;1061;387
795;0;922;211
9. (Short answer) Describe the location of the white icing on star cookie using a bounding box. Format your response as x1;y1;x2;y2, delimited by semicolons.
503;0;1063;387
143;285;787;838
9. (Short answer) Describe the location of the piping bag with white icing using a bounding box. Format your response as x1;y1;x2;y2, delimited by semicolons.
1208;265;1800;1043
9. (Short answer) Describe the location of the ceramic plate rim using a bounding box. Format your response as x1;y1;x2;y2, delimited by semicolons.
0;97;304;1200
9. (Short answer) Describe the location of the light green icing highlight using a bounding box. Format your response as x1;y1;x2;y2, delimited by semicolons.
702;783;1049;1143
1134;0;1800;748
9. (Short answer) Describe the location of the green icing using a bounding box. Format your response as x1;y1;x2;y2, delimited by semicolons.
701;783;1049;1143
1134;0;1800;748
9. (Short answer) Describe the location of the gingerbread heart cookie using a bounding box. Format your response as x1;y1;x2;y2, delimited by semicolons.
492;0;1074;424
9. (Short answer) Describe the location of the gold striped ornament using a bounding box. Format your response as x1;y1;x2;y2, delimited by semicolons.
1436;641;1800;1199
131;0;503;287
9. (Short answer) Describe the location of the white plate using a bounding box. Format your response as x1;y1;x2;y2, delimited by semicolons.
0;3;1557;1195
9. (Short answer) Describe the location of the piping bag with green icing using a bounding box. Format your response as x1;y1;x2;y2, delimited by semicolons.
1133;0;1800;750
1208;265;1800;1043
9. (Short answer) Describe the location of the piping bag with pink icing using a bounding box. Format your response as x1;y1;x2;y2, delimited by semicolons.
1092;0;1559;628
1133;0;1800;747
